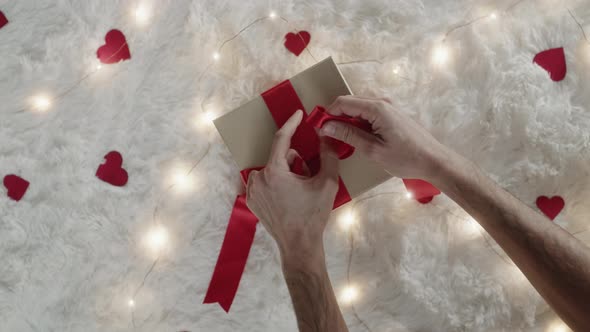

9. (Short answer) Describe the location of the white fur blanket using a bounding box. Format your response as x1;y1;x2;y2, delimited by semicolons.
1;0;589;331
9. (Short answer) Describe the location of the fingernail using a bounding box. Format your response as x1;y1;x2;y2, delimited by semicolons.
320;123;335;136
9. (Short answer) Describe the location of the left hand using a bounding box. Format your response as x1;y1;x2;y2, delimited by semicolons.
246;110;340;263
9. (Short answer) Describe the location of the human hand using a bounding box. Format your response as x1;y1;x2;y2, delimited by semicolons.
246;110;340;263
319;96;448;181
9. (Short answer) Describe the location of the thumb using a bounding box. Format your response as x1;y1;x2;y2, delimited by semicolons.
320;121;377;154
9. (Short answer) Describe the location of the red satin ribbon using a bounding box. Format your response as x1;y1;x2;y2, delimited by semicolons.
204;81;357;312
306;106;372;159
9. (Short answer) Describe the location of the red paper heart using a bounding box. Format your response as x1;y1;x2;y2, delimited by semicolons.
403;179;441;204
536;196;564;220
284;31;311;56
0;10;8;29
3;175;29;201
96;151;128;186
96;29;131;64
533;47;566;82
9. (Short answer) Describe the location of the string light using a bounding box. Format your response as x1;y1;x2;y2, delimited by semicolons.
339;210;356;230
134;4;150;25
489;12;498;20
96;64;102;71
405;192;413;199
145;225;169;253
269;11;277;19
212;52;221;61
392;65;401;75
169;163;197;193
128;299;135;308
202;111;216;124
462;216;484;237
548;320;571;332
432;44;450;66
340;285;358;304
31;94;52;112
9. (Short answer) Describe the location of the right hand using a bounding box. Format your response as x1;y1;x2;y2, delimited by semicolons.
319;95;448;181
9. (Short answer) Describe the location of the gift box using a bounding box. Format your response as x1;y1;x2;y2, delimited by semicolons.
204;57;391;313
214;57;391;197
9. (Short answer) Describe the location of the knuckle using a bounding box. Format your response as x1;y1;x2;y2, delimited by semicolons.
375;100;388;111
340;126;354;144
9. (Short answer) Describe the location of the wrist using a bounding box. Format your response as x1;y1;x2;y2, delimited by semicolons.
425;144;467;187
280;243;326;272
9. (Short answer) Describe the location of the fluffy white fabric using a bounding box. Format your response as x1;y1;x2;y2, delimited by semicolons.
1;0;589;331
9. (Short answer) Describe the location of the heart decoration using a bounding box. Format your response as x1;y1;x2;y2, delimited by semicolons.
536;196;564;220
0;10;8;29
284;31;311;56
96;151;129;186
533;47;566;82
97;29;131;64
403;179;441;204
3;175;29;201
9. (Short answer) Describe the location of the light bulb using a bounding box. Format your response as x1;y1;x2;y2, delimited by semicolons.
463;217;483;237
169;164;196;193
392;65;401;75
339;211;355;230
405;192;413;200
96;64;102;71
134;4;150;24
128;299;135;308
548;320;571;332
489;12;498;20
432;44;450;66
202;111;216;123
212;52;220;61
32;94;52;112
340;285;358;304
269;11;277;19
145;226;168;253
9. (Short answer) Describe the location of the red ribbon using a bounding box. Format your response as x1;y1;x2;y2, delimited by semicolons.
204;81;368;312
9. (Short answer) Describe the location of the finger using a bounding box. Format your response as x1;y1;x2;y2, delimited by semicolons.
269;110;304;168
318;137;339;183
286;149;311;177
246;170;258;199
352;95;392;104
326;95;381;123
319;121;379;154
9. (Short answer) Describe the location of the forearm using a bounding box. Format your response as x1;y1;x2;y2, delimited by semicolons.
429;149;590;330
281;247;348;332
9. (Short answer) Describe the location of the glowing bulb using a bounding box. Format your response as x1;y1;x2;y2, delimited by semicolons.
171;169;195;193
489;12;498;20
463;217;484;237
134;4;150;24
212;52;220;61
340;285;358;304
128;299;135;308
202;111;216;123
269;11;277;19
145;226;168;253
548;320;571;332
339;211;355;230
392;65;401;75
32;94;51;112
405;192;413;199
432;44;450;66
96;64;102;71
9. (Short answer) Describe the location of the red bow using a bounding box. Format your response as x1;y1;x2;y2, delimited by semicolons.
204;81;369;312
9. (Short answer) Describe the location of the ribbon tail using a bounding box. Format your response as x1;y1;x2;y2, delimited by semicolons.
203;195;258;312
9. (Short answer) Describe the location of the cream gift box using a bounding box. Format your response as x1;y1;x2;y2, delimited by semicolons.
213;57;391;199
